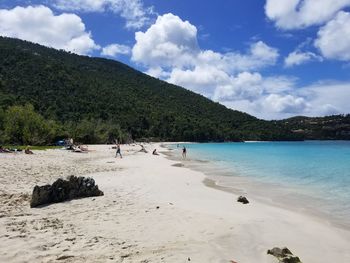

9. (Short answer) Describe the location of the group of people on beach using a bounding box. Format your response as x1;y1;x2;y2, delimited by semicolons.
1;141;188;160
0;145;33;154
114;143;157;158
114;143;187;159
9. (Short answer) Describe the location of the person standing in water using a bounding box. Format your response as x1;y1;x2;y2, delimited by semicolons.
116;144;122;158
182;146;187;159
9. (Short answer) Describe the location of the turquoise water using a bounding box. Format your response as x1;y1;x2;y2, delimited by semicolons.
179;141;350;223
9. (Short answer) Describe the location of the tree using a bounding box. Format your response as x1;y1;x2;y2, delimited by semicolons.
4;104;52;145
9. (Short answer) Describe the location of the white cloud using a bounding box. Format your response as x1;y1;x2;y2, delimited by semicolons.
215;41;279;72
166;64;350;120
145;67;170;79
265;0;350;29
53;0;154;29
167;66;232;97
262;76;298;94
131;13;307;119
219;82;350;120
132;13;350;119
132;13;199;69
213;73;300;102
235;81;350;119
0;5;99;55
261;94;309;114
315;11;350;61
132;13;278;72
284;50;323;67
211;73;311;119
299;81;350;116
212;72;263;101
101;43;130;57
54;0;106;12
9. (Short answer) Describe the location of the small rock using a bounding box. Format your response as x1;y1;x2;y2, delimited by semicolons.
267;247;302;263
187;257;191;261
156;206;160;209
237;196;249;204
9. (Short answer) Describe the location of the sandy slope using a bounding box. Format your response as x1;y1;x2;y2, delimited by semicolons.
0;144;349;263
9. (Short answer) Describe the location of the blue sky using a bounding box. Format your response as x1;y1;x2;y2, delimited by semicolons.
1;0;350;119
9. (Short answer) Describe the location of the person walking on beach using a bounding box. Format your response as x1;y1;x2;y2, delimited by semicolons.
115;144;122;158
182;146;187;159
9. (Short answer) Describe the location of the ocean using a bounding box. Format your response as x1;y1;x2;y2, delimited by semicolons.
172;141;350;227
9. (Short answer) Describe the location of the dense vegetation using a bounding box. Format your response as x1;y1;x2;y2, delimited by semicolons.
279;115;350;140
0;37;348;144
0;104;126;145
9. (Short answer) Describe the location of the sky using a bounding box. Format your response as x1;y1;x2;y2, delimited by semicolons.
0;0;350;120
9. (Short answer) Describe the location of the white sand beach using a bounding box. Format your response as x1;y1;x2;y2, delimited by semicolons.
1;144;350;263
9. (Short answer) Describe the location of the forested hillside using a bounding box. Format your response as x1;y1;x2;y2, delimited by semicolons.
279;115;350;140
1;37;347;144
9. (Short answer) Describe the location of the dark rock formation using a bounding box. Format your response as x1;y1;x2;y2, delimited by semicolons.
267;247;302;263
30;176;104;207
237;196;249;204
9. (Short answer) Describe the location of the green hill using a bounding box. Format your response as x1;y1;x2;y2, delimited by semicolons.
0;37;325;144
279;115;350;140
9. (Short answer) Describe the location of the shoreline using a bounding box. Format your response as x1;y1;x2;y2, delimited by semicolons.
1;143;350;262
161;142;350;231
160;143;350;262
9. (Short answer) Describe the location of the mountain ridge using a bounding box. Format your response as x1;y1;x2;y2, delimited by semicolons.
0;37;348;143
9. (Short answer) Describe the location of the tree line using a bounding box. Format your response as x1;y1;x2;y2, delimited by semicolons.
0;104;127;145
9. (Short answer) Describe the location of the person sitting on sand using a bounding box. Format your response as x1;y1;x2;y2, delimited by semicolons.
71;145;88;153
25;146;34;154
182;146;187;159
79;145;88;152
71;145;80;152
152;149;159;155
0;145;11;153
116;144;122;158
139;144;148;153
